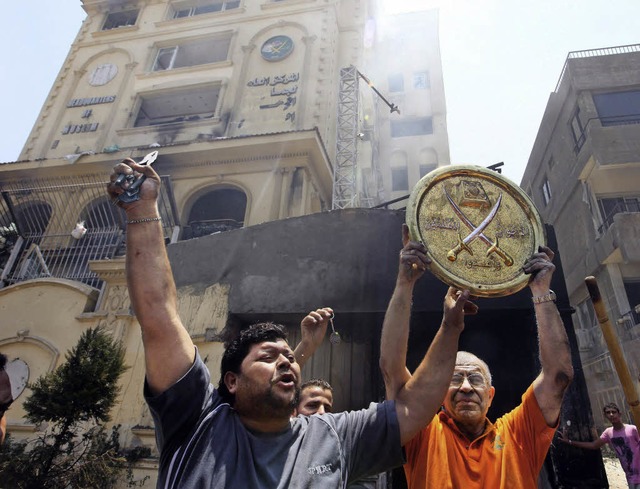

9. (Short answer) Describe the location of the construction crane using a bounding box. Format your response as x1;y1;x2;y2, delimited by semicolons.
332;66;400;210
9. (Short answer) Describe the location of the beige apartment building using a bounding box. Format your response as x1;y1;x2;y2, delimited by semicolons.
521;44;640;433
367;9;450;205
0;0;450;486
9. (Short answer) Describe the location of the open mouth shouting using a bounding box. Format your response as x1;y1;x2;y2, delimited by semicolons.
275;371;297;390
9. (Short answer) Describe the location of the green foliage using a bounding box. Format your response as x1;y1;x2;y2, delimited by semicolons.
0;327;148;489
24;326;127;426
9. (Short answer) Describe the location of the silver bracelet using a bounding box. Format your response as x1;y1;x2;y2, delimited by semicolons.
126;216;161;225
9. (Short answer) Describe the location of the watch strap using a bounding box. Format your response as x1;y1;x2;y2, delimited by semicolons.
532;290;556;304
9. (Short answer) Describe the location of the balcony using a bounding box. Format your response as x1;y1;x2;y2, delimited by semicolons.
595;212;640;264
0;175;178;290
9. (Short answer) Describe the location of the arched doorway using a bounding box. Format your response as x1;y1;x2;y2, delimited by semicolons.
184;188;247;239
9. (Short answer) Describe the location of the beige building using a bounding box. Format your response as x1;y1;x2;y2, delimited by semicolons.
0;0;450;486
521;44;640;433
367;8;450;205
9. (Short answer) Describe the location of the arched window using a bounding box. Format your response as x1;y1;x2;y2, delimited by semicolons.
80;198;126;231
390;152;409;192
15;202;52;243
75;197;126;250
185;188;247;238
419;148;438;178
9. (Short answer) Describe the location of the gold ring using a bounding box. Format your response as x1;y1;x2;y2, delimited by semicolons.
411;263;418;270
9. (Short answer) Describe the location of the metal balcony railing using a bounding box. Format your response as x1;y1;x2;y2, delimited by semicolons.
0;174;178;289
555;44;640;93
596;198;640;235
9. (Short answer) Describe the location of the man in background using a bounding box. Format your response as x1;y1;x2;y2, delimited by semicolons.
560;402;640;488
296;379;333;416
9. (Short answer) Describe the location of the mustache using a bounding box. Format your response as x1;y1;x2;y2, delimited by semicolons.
273;369;297;384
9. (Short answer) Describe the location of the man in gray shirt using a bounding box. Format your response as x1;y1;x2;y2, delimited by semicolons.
108;159;469;488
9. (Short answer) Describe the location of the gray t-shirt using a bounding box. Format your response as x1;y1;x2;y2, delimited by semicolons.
145;354;404;489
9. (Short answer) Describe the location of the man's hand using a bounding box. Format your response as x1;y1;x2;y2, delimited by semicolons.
523;245;555;296
397;224;430;285
295;307;333;369
442;287;478;332
300;308;333;351
557;428;570;443
107;158;162;212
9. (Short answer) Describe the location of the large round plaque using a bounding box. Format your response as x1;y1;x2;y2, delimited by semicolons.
406;165;546;297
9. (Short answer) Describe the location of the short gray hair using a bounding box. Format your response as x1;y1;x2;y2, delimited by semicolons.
455;351;492;386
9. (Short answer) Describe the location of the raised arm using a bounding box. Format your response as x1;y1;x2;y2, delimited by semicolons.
380;225;477;445
527;246;574;427
107;159;194;396
294;307;332;369
557;428;607;450
379;225;429;400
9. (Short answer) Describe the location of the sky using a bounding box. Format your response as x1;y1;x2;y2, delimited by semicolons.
1;1;640;185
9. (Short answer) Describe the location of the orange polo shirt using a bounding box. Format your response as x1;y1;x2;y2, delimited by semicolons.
404;385;556;489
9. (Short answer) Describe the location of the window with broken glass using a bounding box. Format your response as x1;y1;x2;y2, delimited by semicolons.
152;37;231;71
171;0;240;19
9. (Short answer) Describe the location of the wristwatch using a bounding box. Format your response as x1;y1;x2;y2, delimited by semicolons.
532;290;556;304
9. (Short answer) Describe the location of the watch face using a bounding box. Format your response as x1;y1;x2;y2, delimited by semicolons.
261;35;294;62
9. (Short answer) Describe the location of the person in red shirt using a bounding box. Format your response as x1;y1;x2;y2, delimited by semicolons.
380;225;574;489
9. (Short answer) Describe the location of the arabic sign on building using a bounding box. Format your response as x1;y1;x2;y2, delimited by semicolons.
246;72;299;123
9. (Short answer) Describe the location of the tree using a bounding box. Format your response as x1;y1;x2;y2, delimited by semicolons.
0;326;148;488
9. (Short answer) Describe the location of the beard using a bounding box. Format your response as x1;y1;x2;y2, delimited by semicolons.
263;383;300;417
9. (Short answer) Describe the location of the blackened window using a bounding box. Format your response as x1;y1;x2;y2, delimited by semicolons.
624;281;640;324
593;90;640;126
134;85;220;127
185;188;246;238
391;117;433;138
102;10;139;30
391;167;408;191
419;163;437;178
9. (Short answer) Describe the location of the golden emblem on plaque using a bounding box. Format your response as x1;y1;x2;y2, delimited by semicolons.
406;165;546;297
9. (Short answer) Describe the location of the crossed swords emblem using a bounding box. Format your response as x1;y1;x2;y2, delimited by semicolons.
444;187;514;266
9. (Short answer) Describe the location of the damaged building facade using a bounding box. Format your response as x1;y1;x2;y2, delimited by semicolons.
0;1;607;487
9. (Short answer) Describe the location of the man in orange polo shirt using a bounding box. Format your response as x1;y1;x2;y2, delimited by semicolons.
380;225;574;489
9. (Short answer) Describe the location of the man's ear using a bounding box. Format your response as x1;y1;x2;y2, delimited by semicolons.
487;386;496;406
224;371;239;394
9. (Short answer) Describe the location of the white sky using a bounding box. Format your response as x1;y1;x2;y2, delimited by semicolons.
1;1;640;184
